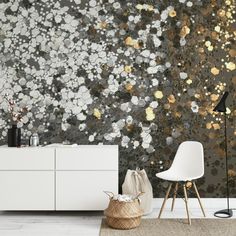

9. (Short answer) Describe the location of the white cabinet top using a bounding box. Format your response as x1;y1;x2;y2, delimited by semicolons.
56;145;118;171
0;145;119;171
0;148;55;170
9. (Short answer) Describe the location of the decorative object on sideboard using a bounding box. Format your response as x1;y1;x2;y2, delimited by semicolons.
104;191;143;230
7;124;21;147
122;168;153;215
3;95;28;147
29;132;39;146
213;91;233;218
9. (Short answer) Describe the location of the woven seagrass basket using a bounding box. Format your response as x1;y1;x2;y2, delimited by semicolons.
104;192;143;230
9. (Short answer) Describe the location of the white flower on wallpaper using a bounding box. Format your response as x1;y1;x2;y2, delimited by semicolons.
0;0;181;149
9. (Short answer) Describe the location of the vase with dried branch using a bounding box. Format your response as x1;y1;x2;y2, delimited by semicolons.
3;94;28;147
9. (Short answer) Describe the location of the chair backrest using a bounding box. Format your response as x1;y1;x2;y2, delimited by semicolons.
170;141;204;178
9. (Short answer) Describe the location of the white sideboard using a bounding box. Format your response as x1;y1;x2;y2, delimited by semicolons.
0;145;118;211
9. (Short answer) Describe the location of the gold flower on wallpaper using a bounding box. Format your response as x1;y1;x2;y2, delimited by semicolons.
93;109;102;120
154;91;163;99
211;67;220;75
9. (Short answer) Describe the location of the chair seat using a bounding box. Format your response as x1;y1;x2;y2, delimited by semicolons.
156;170;202;182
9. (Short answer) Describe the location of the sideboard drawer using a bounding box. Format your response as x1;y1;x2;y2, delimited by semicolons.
0;171;54;210
56;171;118;210
0;148;55;170
56;145;118;170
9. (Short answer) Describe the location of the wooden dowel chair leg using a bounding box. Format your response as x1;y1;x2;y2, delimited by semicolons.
171;182;178;211
193;182;206;217
183;184;191;225
158;183;172;219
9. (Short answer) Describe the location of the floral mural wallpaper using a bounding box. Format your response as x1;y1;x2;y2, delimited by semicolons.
0;0;235;197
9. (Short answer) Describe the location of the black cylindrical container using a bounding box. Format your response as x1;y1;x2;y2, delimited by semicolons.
7;124;21;147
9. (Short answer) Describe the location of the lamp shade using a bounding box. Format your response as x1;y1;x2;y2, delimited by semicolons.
213;91;229;113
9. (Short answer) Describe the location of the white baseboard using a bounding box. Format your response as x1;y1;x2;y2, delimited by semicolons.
153;198;236;209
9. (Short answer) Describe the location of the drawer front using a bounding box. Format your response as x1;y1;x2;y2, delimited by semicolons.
0;171;54;210
56;145;118;170
56;171;118;210
0;148;55;170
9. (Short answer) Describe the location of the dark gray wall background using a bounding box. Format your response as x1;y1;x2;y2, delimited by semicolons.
0;0;235;197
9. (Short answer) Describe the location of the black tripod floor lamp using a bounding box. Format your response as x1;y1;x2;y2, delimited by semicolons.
213;91;233;218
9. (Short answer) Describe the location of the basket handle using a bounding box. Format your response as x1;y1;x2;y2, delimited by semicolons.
103;191;114;199
134;192;145;199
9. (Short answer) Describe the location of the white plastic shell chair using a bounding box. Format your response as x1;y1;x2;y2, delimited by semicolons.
156;141;205;225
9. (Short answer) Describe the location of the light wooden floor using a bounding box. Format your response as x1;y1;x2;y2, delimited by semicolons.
0;198;235;236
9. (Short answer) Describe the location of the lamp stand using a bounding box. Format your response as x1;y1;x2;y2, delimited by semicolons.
214;113;233;218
